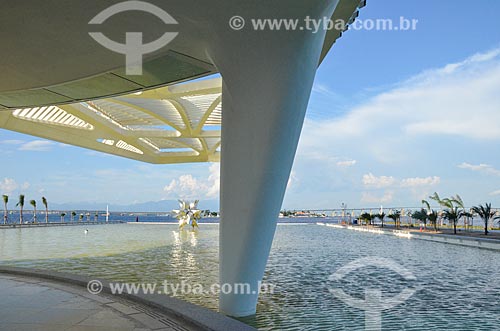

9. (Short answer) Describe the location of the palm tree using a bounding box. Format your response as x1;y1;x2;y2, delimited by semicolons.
432;193;469;233
79;214;84;222
30;200;37;223
387;210;401;229
42;197;49;223
2;194;8;224
472;203;495;235
71;211;76;222
430;192;469;229
359;212;372;226
428;210;439;231
462;211;473;231
450;194;468;229
421;200;439;230
443;207;464;235
429;192;443;206
451;194;465;209
422;199;431;211
376;212;385;227
16;194;25;224
412;209;428;230
94;212;98;222
406;210;413;226
429;192;446;226
60;212;66;222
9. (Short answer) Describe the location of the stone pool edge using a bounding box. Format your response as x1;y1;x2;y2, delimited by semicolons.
317;223;500;251
0;266;256;331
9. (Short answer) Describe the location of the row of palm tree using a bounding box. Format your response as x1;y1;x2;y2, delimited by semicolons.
411;208;440;231
359;210;401;228
2;195;103;225
59;211;98;223
471;203;497;236
356;195;498;236
2;194;49;224
359;212;374;226
387;210;401;229
419;192;499;235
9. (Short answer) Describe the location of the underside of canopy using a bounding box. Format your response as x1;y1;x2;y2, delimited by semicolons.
0;0;365;110
0;78;222;164
0;0;365;164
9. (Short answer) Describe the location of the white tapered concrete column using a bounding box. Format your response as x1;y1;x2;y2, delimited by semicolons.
207;1;339;317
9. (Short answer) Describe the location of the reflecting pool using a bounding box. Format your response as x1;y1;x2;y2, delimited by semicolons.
0;224;498;330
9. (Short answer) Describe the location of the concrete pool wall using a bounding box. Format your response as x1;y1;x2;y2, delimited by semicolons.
319;223;500;251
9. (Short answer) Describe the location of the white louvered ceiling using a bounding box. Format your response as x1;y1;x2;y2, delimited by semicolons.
1;78;222;164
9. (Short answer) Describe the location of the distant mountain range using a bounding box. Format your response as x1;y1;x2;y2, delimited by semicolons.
49;199;219;212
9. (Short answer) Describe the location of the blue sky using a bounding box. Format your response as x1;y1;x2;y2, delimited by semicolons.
1;0;500;210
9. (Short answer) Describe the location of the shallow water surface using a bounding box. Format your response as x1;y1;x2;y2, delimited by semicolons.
0;224;499;330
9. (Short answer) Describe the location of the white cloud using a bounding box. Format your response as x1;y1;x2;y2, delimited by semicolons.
0;140;24;145
363;174;440;193
385;49;500;140
284;48;500;207
359;175;439;205
362;173;396;188
163;175;199;199
489;190;500;196
361;191;394;204
419;48;500;78
0;179;29;195
206;163;220;198
312;83;339;97
458;162;500;176
297;151;357;168
0;178;18;194
401;176;440;187
399;177;441;202
336;160;357;167
19;140;54;151
163;163;220;200
299;48;500;147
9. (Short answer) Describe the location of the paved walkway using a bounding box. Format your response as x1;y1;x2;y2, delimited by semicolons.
0;274;202;331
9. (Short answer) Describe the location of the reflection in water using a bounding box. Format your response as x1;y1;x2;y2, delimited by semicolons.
172;229;199;247
1;224;499;330
171;230;199;273
190;230;198;247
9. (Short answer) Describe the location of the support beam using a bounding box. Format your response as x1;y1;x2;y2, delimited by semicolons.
210;1;339;317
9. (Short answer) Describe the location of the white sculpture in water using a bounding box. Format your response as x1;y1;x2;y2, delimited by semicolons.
173;200;202;230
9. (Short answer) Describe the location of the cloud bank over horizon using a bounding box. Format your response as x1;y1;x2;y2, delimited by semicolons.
284;47;500;208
